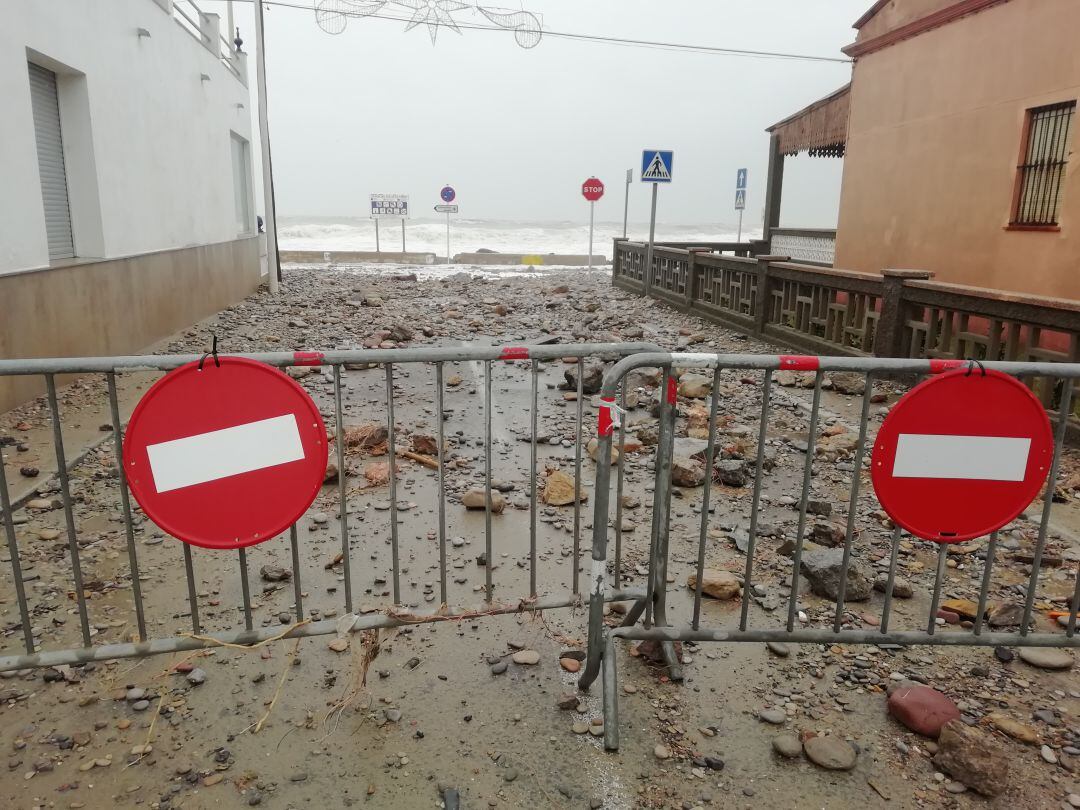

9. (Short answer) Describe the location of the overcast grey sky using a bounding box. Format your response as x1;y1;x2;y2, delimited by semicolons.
213;0;867;228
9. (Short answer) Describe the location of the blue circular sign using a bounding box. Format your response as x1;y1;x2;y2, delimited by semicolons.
440;186;456;203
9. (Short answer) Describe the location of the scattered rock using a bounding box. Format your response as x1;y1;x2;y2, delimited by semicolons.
677;374;712;398
511;650;540;665
759;708;786;725
800;548;872;602
986;712;1040;744
934;719;1010;797
803;736;857;771
671;456;706;488
766;641;790;658
1018;648;1074;671
260;565;291;583
685;569;740;600
654;744;671;760
543;470;586;505
462;490;506;513
874;574;914;599
772;735;803;758
887;686;960;738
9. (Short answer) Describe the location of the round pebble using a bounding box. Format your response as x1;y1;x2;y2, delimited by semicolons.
803;736;857;771
758;708;786;725
654;744;671;760
772;735;803;758
512;650;540;665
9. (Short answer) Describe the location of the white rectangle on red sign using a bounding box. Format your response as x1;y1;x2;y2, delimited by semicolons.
892;434;1031;481
147;414;304;493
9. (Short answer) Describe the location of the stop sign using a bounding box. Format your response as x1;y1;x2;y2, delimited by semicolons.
123;357;328;549
870;368;1053;543
582;177;604;202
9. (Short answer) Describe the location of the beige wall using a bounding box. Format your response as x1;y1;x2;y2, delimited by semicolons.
835;0;1080;300
0;237;262;413
857;0;963;39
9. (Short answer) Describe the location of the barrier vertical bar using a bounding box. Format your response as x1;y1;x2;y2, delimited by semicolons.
785;371;823;632
0;440;35;653
333;365;353;614
572;358;584;595
650;367;681;680
385;363;401;604
45;375;91;647
973;532;998;636
436;362;448;605
739;369;773;631
832;376;874;632
692;366;722;630
238;547;253;631
182;544;201;633
1067;561;1080;638
878;525;903;633
926;544;948;635
484;360;493;602
106;372;146;642
289;524;304;620
613;383;628;583
1020;379;1072;634
529;360;538;598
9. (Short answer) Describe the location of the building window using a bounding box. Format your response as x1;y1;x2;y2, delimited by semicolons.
28;62;75;260
1012;101;1075;227
230;133;253;235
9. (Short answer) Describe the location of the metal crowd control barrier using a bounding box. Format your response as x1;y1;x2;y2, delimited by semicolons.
0;342;660;672
577;352;1080;751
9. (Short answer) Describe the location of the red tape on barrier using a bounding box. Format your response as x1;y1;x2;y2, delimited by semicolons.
292;351;325;367
929;359;967;374
598;396;616;437
778;355;820;371
498;346;530;361
666;376;677;405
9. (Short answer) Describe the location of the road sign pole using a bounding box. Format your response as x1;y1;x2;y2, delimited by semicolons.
253;0;278;294
623;169;631;239
375;219;380;253
446;211;450;265
588;201;595;270
644;183;658;296
737;209;743;244
401;218;406;253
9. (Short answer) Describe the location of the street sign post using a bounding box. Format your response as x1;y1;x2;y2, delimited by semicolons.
735;168;747;243
641;150;674;296
122;357;328;549
871;368;1054;543
371;194;410;253
582;177;604;269
623;168;632;239
438;187;456;264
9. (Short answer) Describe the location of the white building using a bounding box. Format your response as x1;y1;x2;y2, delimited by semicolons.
1;0;262;411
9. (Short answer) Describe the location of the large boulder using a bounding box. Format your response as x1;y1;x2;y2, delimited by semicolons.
933;720;1010;797
686;569;741;600
799;548;872;601
887;686;960;738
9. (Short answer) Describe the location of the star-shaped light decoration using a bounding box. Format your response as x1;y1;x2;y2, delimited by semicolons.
396;0;470;44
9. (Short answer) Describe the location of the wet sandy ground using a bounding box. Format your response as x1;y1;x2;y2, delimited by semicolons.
1;264;1078;810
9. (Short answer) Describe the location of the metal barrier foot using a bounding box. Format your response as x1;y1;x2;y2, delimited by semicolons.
660;640;684;682
602;632;620;751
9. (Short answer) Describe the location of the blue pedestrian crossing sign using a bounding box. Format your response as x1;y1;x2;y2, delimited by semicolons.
734;188;746;210
641;150;673;183
736;168;748;190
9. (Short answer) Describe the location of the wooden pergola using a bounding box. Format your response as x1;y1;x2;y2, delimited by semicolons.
763;84;850;242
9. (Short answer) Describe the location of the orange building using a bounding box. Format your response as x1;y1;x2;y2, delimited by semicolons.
764;0;1079;301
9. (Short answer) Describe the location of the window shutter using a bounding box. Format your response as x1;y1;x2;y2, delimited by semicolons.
28;62;75;260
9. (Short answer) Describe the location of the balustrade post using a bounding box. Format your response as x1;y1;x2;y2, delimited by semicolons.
753;255;787;338
685;249;707;311
876;269;933;357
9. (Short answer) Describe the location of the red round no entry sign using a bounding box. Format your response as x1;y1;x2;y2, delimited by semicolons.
122;357;328;549
870;368;1053;543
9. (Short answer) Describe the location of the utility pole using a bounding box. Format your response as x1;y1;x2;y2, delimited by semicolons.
254;0;279;293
